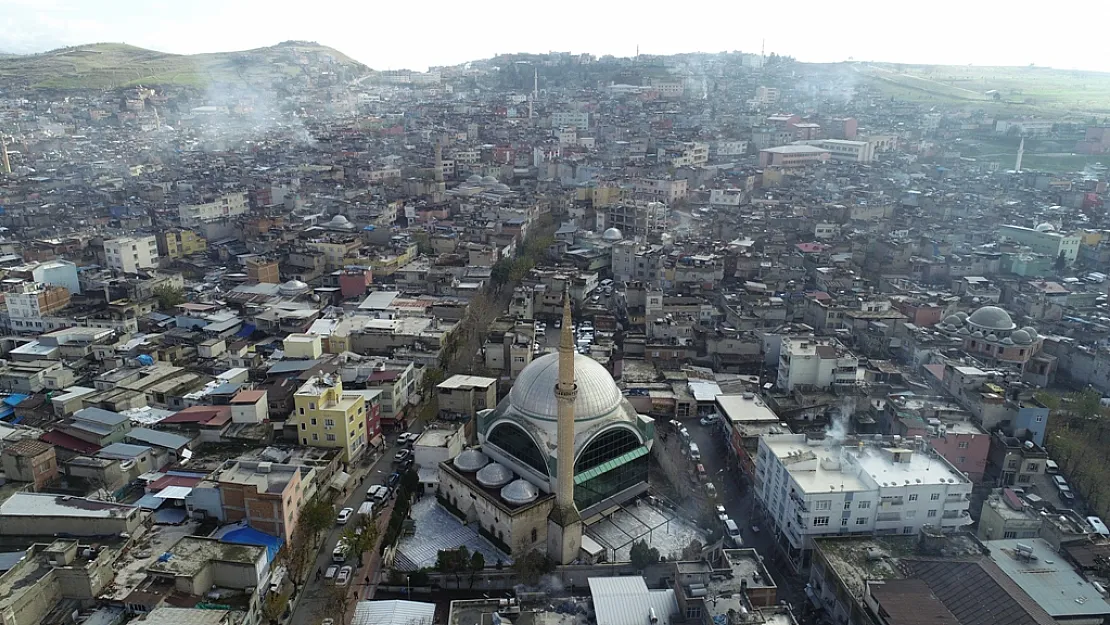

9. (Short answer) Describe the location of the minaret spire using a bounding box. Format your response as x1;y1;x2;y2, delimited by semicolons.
1015;136;1024;173
548;286;582;564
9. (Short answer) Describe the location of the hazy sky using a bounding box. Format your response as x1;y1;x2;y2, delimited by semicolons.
4;0;1110;73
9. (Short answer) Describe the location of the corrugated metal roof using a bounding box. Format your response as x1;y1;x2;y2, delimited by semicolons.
589;577;679;625
351;600;436;625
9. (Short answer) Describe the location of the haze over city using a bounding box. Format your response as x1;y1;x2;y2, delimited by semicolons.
5;0;1110;71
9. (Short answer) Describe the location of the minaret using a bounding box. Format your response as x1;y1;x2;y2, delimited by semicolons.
529;68;538;120
547;288;582;564
1015;136;1024;173
0;135;10;176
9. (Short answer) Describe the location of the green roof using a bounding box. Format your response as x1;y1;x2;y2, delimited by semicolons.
574;445;648;485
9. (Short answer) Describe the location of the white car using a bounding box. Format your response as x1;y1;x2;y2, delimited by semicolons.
336;507;354;525
336;566;352;586
700;415;718;425
324;565;339;580
367;485;390;502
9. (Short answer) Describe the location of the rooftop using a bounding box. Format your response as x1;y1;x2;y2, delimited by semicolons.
0;493;138;519
985;538;1110;618
145;536;264;578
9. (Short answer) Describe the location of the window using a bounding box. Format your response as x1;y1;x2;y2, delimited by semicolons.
815;500;831;511
930;493;940;501
1035;415;1044;423
958;456;966;464
302;437;307;445
1017;474;1032;483
908;494;918;502
1026;463;1038;472
856;517;867;525
685;607;701;620
957;441;969;449
487;422;548;475
299;407;305;415
858;501;871;509
841;518;849;526
324;419;335;427
905;510;917;519
927;509;937;518
311;418;317;426
310;402;316;410
311;433;318;441
531;528;538;542
300;423;306;430
903;526;914;534
326;434;336;442
844;502;852;511
813;516;830;527
1008;459;1019;469
1003;531;1017;539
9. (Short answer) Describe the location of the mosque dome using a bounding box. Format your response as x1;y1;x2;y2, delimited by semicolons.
1002;336;1015;345
1035;222;1056;232
602;227;624;242
453;449;489;473
466;174;483;185
500;479;539;505
986;334;999;342
279;279;309;296
1011;329;1033;344
326;214;353;229
954;311;969;321
943;314;964;327
968;305;1016;332
972;330;984;339
494;183;511;193
476;462;514;488
957;326;971;335
1021;326;1039;340
481;175;499;186
508;353;623;422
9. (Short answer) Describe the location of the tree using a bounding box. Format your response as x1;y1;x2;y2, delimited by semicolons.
419;366;446;400
468;550;486;588
1055;251;1067;274
340;515;380;567
261;590;287;625
328;577;356;625
629;540;660;570
680;539;704;562
400;468;420;495
436;546;469;587
153;284;185;310
276;527;314;597
511;549;555;585
299;495;336;544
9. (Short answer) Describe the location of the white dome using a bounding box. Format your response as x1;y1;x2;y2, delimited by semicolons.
327;214;353;228
453;449;489;472
602;227;623;242
1011;329;1033;344
476;462;513;488
1002;336;1015;345
466;174;483;185
968;305;1016;332
494;183;511;193
1021;326;1039;340
481;175;499;186
1035;222;1056;232
508;352;623;422
279;279;309;295
943;314;963;327
500;478;539;505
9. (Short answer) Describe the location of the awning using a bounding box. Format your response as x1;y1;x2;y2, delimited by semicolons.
574;446;648;485
329;471;352;491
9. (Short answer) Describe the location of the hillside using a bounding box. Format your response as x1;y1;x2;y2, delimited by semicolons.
854;62;1110;118
0;41;369;90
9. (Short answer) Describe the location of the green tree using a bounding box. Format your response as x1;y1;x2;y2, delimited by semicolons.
629;540;660;570
401;468;420;495
299;495;336;544
153;284;185;309
511;549;555;585
340;515;380;567
468;550;486;588
419;367;446;400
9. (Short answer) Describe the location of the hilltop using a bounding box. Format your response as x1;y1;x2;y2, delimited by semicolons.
0;41;369;91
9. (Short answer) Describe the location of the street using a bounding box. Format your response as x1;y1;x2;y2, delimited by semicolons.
287;430;414;625
685;417;806;608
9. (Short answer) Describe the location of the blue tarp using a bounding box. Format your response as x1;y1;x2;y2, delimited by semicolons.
3;394;28;407
137;355;155;366
222;526;284;563
0;407;13;420
235;323;256;338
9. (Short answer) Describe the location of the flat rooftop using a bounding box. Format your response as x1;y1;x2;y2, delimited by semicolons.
985;538;1110;619
145;536;264;578
0;493;138;519
716;393;779;423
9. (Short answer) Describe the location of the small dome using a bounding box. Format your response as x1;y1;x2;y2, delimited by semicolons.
476;462;513;488
1002;336;1015;345
453;449;489;473
481;175;499;186
1035;222;1056;232
494;183;511;192
972;330;984;338
957;326;971;335
602;227;624;242
1011;329;1033;344
327;214;353;228
986;334;999;342
954;311;969;321
279;279;309;295
466;174;483;185
968;305;1016;331
500;478;539;505
943;314;963;327
1021;326;1039;339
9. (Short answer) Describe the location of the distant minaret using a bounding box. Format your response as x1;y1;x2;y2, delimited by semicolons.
1015;136;1025;173
547;288;582;564
529;68;538;119
0;134;9;175
434;141;444;183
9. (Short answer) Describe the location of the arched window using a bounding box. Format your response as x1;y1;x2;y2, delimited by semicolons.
531;528;538;543
576;427;641;473
487;422;547;475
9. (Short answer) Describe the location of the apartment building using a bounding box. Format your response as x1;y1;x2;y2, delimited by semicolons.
632;178;687;204
998;224;1082;263
217;459;304;543
550;110;590;130
104;235;159;273
156;229;207;258
291;375;367;463
776;337;861;391
178;191;248;226
245;257;280;284
5;282;71;333
605;202;668;239
755;434;973;570
759;145;831;168
436;374;497;421
802;139;875;163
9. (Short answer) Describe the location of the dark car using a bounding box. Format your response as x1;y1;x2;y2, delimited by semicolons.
386;472;401;488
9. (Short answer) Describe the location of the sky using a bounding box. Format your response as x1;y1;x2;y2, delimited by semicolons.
4;0;1110;73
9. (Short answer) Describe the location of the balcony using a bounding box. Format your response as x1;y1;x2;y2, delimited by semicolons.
875;512;901;523
940;510;973;527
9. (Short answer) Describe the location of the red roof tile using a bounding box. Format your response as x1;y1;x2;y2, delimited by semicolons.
40;430;101;454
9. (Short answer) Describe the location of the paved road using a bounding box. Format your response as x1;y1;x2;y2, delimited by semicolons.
686;417;807;609
288;430;415;625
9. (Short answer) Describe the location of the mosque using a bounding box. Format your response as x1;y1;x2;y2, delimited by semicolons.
936;305;1045;370
438;293;654;563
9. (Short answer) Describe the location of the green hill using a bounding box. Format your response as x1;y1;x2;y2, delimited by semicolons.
0;41;369;90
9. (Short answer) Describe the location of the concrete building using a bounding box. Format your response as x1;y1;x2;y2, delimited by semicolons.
802;139;875;163
283;333;323;359
759;145;830;168
0;493;142;536
5;282;71;334
550;111;589;130
436;374;498;421
30;260;80;295
755;434;973;570
776;337;861;391
0;540;117;625
245;257;280;284
291;374;367;463
977;488;1044;541
999;224;1082;264
605;202;668;239
229;389;269;424
178;191;248;226
217;459;304;543
156;229;207;258
104;235;159;273
0;439;58;491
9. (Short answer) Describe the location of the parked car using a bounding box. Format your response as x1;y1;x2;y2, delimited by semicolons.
700;415;718;425
689;443;701;461
1053;475;1069;489
324;565;339;580
367;485;390;502
332;541;347;563
1046;460;1060;473
705;482;718;499
336;566;352;586
386;472;401;488
393;449;412;464
397;432;418;446
724;519;742;547
336;507;354;525
696;464;708;480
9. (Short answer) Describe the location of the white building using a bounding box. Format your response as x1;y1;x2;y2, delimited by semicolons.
709;189;744;207
998;224;1082;264
755;433;973;569
178;192;248;226
550;111;589;130
104;235;159;274
715;140;749;157
801;139;876;163
31;260;80;295
776;337;861;391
